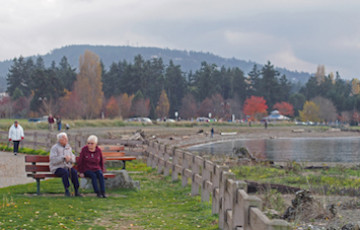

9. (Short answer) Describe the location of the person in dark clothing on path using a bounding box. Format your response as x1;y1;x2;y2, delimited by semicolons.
48;114;55;131
56;115;62;131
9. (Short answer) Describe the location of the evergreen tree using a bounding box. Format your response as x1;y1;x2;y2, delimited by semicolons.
230;67;246;103
220;67;231;100
289;93;306;116
165;60;186;117
259;61;280;109
247;64;261;96
193;62;218;102
103;62;120;97
30;68;64;113
57;56;76;91
144;58;165;118
6;56;34;98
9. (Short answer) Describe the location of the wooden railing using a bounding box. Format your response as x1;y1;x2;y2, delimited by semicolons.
146;140;291;230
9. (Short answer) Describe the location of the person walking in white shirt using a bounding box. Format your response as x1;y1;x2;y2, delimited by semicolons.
8;121;24;155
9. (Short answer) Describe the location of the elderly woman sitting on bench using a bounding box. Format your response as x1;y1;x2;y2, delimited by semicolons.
77;135;107;198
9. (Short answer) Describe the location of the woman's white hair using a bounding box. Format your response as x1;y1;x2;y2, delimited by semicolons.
57;132;68;141
87;135;98;144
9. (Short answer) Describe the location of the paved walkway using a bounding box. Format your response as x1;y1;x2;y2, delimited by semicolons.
0;151;34;188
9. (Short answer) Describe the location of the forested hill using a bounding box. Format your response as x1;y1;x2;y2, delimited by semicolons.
0;45;311;92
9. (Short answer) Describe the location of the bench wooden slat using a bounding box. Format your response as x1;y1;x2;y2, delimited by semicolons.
29;174;57;179
25;155;50;163
105;156;136;161
26;165;50;172
102;152;125;157
99;145;125;151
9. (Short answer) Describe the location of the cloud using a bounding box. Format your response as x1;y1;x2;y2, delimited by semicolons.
267;47;317;73
1;0;360;78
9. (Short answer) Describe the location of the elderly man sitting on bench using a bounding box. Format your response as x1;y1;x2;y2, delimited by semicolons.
50;132;82;197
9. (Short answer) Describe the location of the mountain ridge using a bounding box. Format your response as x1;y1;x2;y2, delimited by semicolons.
0;44;311;92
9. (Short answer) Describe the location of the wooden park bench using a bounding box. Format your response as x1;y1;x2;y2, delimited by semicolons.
99;145;136;169
25;151;136;195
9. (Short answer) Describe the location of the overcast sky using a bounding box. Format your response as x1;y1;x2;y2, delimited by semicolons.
1;0;360;78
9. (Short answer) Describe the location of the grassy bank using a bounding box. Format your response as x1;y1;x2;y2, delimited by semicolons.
0;119;129;131
232;163;360;191
0;117;297;132
0;161;218;229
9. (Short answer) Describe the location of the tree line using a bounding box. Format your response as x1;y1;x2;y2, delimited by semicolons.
1;50;360;123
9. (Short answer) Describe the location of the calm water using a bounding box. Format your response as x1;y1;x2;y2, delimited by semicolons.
187;137;360;162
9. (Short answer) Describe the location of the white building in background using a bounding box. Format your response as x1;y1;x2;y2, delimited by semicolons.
263;110;290;121
0;92;8;99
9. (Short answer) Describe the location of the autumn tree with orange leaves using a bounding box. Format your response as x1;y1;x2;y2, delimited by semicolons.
73;50;104;119
131;91;150;117
118;93;134;119
59;90;82;119
105;96;119;118
155;90;170;119
243;96;268;121
179;93;197;119
273;102;294;117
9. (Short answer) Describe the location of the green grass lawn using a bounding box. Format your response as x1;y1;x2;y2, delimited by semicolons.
232;163;360;191
0;161;218;230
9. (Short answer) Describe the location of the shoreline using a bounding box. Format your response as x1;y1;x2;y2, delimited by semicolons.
155;125;360;147
151;126;360;167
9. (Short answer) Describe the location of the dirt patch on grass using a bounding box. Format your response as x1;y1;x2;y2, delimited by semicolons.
94;211;143;230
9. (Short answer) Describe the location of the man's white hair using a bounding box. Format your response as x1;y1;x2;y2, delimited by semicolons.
87;135;98;144
57;132;68;141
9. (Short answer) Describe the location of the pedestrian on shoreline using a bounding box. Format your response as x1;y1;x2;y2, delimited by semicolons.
211;127;214;138
8;121;24;155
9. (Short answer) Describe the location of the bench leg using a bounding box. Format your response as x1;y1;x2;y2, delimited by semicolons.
36;178;41;195
122;160;126;169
